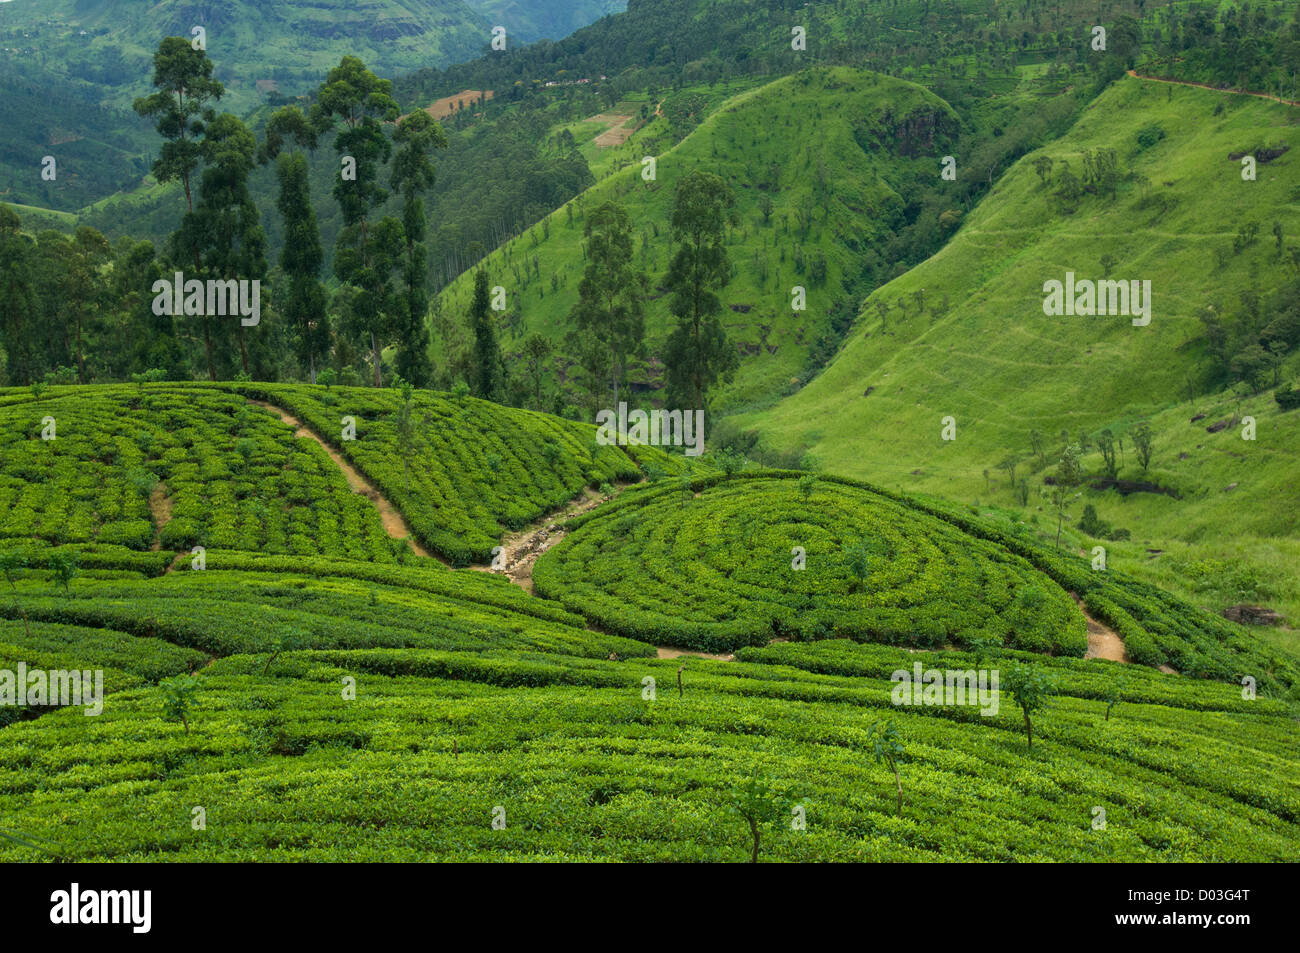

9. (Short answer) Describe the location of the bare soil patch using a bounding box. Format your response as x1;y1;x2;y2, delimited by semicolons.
148;483;173;552
419;89;493;120
472;488;609;594
655;646;736;662
590;113;635;147
1072;594;1129;663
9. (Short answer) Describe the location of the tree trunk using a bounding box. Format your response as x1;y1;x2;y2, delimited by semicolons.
204;321;215;382
371;330;382;387
75;314;84;384
893;764;902;813
748;818;759;864
238;325;249;375
1023;710;1033;748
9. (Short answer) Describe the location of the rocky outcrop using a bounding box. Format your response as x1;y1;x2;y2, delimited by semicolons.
1222;604;1285;626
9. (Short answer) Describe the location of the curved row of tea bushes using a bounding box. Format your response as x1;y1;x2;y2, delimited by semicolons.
1;651;1295;861
534;474;1087;655
3;570;653;661
241;384;684;565
864;479;1298;697
734;640;1289;716
0;387;393;561
0;619;206;682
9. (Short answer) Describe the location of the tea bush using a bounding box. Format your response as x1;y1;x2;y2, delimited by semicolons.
535;475;1087;655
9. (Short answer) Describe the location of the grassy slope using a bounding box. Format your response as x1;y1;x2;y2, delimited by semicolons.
742;77;1300;629
437;67;958;409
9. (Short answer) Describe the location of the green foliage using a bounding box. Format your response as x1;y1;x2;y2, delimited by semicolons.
867;719;906;813
535;474;1086;655
662;170;738;410
1003;663;1057;748
232;382;677;564
159;674;202;733
726;768;786;863
0;387;394;559
46;551;79;593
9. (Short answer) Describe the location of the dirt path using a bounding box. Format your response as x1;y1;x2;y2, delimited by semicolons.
1127;70;1299;106
1072;594;1129;663
655;646;735;662
472;488;608;594
248;399;434;560
148;483;172;552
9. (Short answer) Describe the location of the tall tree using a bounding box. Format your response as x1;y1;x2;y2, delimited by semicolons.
314;56;401;387
0;205;39;384
263;107;329;383
172;113;267;377
133;37;224;379
116;238;185;380
390;110;448;388
522;333;553;410
132;37;224;216
662;171;738;410
570;202;646;405
59;228;112;384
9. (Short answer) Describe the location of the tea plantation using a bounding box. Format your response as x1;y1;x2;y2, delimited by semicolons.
1;384;1297;862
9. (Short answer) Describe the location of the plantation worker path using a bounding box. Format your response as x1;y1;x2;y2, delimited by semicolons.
473;487;609;594
654;646;735;662
1125;70;1300;107
148;483;173;551
1077;600;1129;663
247;399;434;560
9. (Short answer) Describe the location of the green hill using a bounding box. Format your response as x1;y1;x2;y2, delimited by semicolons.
0;382;681;566
437;67;962;408
0;0;493;107
741;76;1300;626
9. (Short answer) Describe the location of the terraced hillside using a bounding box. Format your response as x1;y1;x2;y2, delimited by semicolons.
743;76;1300;625
0;382;681;566
1;387;1296;862
437;67;961;408
1;544;1296;861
